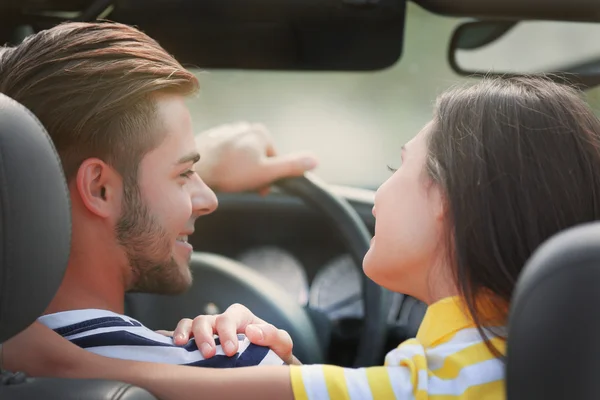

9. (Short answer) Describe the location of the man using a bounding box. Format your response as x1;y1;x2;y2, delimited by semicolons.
0;21;316;367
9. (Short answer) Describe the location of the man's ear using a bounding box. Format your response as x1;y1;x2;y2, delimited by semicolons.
75;158;122;218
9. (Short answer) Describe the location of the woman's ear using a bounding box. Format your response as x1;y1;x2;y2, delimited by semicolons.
74;158;122;218
429;183;448;222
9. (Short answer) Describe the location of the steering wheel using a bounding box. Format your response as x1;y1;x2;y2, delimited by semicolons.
126;173;388;367
276;173;388;367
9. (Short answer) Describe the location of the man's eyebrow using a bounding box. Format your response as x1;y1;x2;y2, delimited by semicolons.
176;152;201;165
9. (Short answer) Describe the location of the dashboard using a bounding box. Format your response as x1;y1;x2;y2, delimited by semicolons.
238;247;362;320
188;187;427;363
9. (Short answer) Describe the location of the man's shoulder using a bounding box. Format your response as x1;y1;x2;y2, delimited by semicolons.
37;308;284;367
38;309;146;336
38;308;175;348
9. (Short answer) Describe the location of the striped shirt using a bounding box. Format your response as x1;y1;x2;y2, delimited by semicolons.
290;296;506;399
38;309;284;367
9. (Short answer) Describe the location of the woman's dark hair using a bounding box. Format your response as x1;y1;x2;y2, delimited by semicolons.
426;76;600;357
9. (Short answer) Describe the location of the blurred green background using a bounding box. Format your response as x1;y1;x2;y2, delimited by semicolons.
188;2;600;189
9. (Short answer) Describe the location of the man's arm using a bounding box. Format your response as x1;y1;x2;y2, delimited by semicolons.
194;122;318;194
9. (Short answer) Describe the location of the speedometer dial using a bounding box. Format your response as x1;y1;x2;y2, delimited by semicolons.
309;254;363;320
237;246;309;306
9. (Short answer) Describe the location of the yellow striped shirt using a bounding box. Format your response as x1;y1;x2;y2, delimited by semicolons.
290;296;506;399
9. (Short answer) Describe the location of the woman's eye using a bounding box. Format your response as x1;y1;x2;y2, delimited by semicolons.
387;164;398;173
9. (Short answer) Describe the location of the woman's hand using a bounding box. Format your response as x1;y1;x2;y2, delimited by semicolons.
156;303;301;365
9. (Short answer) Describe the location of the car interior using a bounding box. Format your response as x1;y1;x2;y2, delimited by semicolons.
2;0;600;399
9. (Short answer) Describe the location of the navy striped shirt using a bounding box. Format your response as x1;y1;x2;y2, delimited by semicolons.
38;309;284;367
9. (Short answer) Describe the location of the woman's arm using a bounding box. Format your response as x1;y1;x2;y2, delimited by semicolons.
96;360;294;400
4;322;421;400
3;322;294;400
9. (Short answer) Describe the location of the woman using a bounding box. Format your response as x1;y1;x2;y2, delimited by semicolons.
6;76;600;399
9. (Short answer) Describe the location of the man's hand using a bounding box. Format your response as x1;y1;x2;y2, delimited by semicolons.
194;122;318;195
156;303;300;365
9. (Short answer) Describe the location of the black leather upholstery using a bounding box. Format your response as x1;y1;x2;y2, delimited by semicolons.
507;222;600;400
0;93;157;400
0;93;71;343
1;375;157;400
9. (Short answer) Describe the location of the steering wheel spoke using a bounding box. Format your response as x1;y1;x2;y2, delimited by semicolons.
276;173;387;367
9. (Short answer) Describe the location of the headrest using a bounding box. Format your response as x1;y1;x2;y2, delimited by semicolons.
0;93;71;343
507;222;600;399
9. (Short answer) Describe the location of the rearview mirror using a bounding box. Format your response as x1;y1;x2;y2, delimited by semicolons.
448;20;600;88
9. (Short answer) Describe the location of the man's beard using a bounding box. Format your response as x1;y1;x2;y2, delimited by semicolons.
116;180;192;295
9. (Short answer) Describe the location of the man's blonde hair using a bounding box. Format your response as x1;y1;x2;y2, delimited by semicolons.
0;21;199;181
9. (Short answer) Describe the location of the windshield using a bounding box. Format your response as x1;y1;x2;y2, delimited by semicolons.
188;2;600;189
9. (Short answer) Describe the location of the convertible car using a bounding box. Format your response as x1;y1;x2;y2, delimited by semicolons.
1;0;600;398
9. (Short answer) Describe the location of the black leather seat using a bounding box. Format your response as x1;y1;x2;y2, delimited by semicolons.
507;221;600;400
0;93;157;400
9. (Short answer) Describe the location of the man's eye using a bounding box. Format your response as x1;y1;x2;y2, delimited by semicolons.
180;169;195;179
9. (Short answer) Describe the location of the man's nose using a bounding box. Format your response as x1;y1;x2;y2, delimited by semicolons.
191;174;218;217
